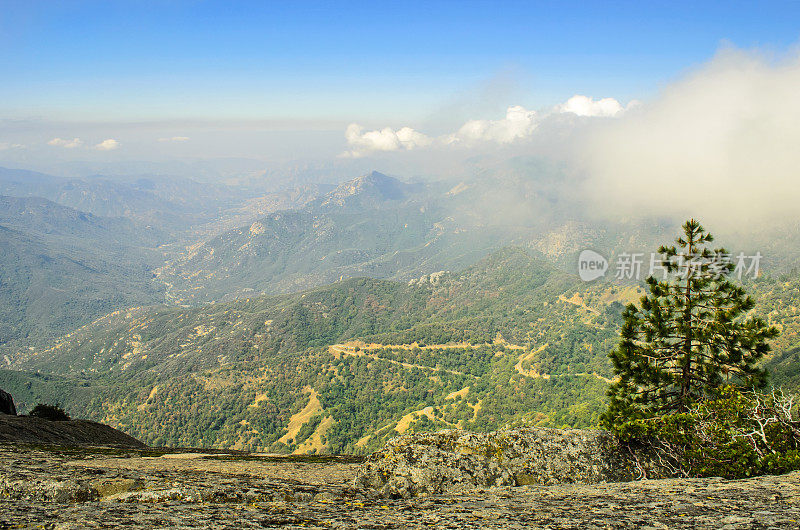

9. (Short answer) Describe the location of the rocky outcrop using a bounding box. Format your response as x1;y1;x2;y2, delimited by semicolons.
355;428;667;498
0;415;145;448
0;388;15;415
3;444;800;528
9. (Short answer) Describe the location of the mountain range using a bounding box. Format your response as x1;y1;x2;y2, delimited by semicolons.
1;162;798;454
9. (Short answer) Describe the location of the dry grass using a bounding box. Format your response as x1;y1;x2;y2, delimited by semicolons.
293;416;334;454
278;386;322;445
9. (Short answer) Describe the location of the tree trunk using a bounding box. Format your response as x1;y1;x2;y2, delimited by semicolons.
679;227;695;412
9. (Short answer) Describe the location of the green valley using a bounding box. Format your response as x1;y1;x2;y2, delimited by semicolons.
1;249;620;452
5;246;797;455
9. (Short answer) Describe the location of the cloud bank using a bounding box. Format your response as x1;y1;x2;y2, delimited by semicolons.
342;95;625;157
581;48;800;226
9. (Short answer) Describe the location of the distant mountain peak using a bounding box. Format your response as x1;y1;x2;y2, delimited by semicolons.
338;171;403;196
316;171;409;210
361;170;394;183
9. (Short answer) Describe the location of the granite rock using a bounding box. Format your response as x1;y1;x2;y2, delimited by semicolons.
2;444;800;528
355;428;667;497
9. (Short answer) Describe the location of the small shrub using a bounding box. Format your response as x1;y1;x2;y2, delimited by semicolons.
611;387;800;479
29;403;71;421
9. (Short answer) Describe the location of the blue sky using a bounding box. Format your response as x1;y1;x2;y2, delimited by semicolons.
2;0;799;124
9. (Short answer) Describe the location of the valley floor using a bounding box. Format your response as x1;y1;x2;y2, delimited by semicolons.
1;444;799;529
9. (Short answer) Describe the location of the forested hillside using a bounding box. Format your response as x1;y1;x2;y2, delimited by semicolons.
1;249;619;451
157;171;505;303
0;248;645;453
0;196;163;344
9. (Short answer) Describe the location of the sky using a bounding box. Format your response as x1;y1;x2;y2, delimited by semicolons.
1;1;800;169
3;1;800;122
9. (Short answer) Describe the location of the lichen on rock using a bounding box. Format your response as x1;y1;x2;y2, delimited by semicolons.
355;428;666;498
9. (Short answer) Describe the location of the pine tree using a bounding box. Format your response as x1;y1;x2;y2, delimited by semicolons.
602;219;778;427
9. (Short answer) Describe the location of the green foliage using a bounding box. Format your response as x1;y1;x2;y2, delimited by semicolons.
29;403;71;421
611;387;800;479
604;219;779;426
0;370;95;415
4;248;621;452
13;241;798;455
293;415;323;447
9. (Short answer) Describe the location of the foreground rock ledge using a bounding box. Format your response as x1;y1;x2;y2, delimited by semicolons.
3;443;800;528
0;414;146;448
355;428;665;498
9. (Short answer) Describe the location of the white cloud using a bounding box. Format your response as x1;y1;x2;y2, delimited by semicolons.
452;105;539;144
158;136;190;142
558;95;626;117
341;97;629;156
94;138;120;151
342;105;540;156
342;124;432;158
582;48;800;226
48;137;83;148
